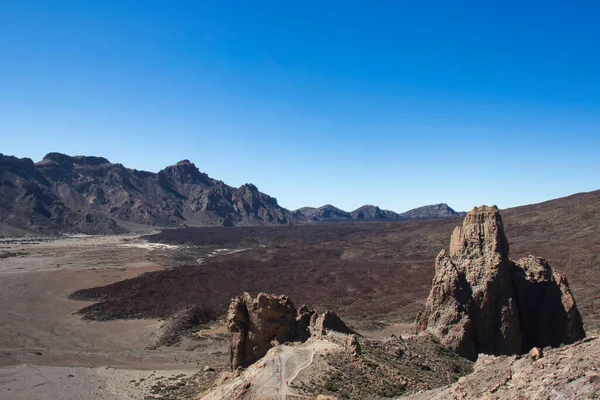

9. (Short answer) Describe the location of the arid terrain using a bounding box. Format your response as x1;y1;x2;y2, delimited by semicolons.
73;189;600;333
0;189;599;399
0;235;228;399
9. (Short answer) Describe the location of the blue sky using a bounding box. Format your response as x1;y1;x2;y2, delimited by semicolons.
1;1;599;212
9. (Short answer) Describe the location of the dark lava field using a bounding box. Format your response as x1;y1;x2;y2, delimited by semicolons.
72;190;600;333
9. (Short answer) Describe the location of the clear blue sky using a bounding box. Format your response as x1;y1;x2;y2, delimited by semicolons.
1;1;599;212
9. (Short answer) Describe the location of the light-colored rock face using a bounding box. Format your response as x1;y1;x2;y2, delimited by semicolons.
228;293;299;370
415;205;585;360
448;206;510;283
227;293;355;370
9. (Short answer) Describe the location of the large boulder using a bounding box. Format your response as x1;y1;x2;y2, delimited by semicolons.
414;206;585;360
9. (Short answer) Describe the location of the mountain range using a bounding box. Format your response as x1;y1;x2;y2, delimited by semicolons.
297;203;463;222
0;153;464;235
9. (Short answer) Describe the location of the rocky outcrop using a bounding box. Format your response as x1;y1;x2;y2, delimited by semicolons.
227;293;354;370
310;310;355;336
228;293;299;370
414;205;585;360
344;334;361;356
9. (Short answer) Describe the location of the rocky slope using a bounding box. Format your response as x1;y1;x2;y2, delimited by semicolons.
0;153;299;234
414;205;585;360
200;293;473;399
404;337;600;400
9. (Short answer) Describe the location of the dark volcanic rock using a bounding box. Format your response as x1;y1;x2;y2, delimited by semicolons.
414;205;585;360
150;305;215;349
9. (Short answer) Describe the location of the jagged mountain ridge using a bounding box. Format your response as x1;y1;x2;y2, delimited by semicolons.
0;152;464;234
0;153;298;234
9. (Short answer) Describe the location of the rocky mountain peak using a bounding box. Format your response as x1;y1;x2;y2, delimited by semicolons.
161;160;212;186
41;152;111;166
448;205;510;268
415;205;585;361
297;204;352;222
0;153;37;173
351;204;401;220
238;183;258;192
400;203;463;220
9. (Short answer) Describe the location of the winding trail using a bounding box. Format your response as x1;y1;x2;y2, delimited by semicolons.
279;346;314;398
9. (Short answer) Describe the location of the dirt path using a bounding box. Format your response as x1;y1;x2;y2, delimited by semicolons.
279;347;314;398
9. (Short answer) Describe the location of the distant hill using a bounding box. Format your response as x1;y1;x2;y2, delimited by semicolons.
351;205;402;220
294;203;463;222
0;152;464;235
398;203;465;220
297;205;353;222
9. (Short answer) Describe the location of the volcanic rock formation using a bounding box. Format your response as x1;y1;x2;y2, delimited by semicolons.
310;310;355;336
227;292;354;369
414;205;585;360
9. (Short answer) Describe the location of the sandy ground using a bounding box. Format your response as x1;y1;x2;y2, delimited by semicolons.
0;235;225;400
